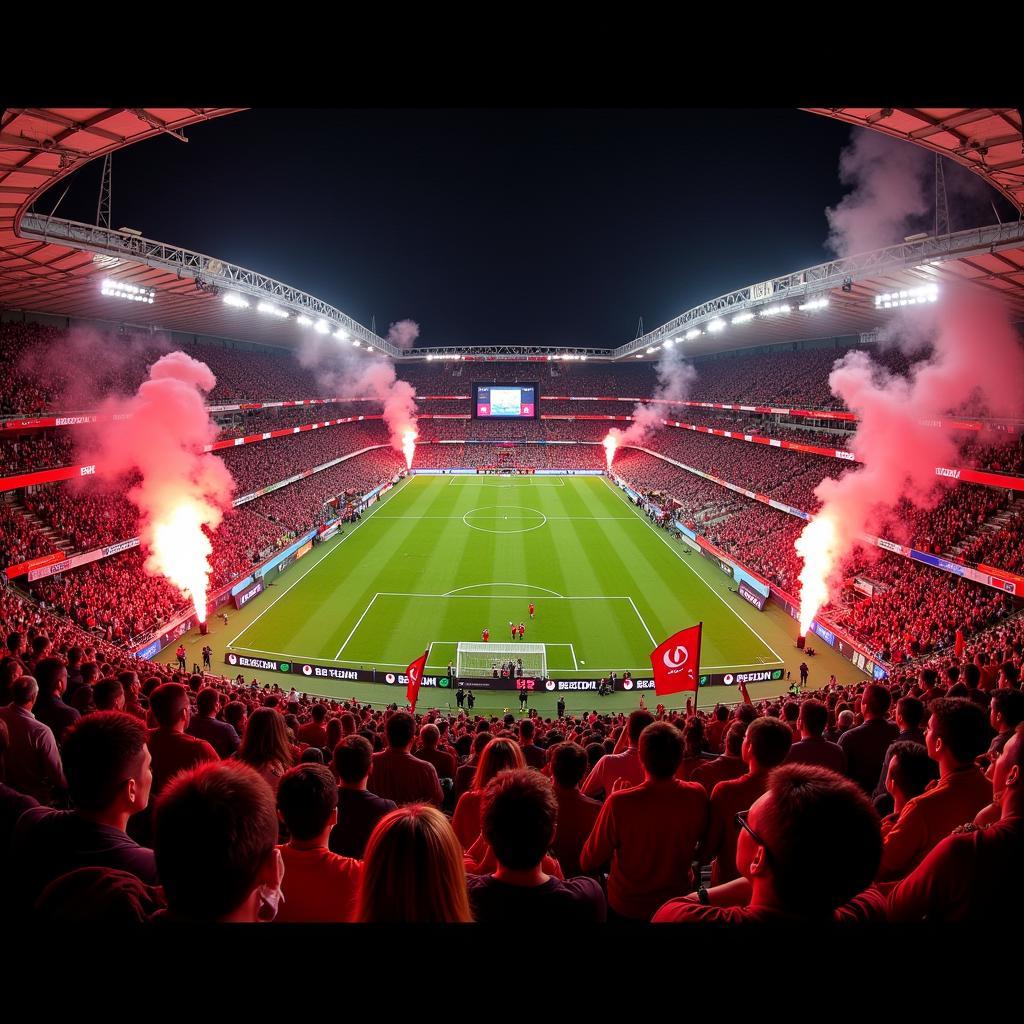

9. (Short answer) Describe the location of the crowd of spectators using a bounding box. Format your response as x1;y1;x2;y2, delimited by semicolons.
1;585;1020;922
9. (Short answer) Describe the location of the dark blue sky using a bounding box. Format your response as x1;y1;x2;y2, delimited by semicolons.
47;108;1013;349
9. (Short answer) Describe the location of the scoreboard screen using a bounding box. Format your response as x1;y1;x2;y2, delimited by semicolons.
473;384;537;419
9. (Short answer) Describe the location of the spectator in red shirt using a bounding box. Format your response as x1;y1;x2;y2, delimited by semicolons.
467;769;605;922
414;723;456;781
367;711;443;807
988;689;1024;759
879;742;939;838
705;705;730;754
702;717;793;886
452;737;525;849
549;742;601;878
275;763;361;923
581;709;653;800
296;703;329;748
154;761;284;923
888;722;1024;921
580;721;709;921
877;698;993;881
691;721;748;795
357;804;472;922
785;700;846;775
146;683;219;798
453;731;492;801
872;696;927;809
654;764;883;924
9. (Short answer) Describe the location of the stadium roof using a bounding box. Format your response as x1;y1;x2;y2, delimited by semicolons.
805;108;1024;214
1;108;1022;363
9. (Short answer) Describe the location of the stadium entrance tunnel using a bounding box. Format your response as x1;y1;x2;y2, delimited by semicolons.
462;505;548;534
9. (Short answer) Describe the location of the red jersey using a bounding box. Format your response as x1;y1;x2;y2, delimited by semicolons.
518;624;525;637
482;630;489;642
529;604;535;614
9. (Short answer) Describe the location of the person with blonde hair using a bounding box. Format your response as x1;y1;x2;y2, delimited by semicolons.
356;804;473;922
452;737;526;849
236;708;294;793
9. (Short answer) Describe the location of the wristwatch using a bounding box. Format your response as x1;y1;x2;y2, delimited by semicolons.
697;885;710;905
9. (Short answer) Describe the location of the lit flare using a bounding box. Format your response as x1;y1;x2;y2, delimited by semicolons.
148;499;215;622
602;433;618;472
402;429;417;470
794;513;840;637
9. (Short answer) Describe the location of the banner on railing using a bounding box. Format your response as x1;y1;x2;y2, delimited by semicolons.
26;537;140;582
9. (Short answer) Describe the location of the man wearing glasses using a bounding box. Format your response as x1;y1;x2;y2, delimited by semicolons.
653;763;883;923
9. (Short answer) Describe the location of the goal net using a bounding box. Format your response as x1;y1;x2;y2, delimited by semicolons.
457;642;547;679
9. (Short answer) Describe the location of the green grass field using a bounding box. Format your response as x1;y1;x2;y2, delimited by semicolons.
159;474;864;712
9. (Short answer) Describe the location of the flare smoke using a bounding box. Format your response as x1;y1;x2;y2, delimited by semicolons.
603;343;696;466
80;352;235;622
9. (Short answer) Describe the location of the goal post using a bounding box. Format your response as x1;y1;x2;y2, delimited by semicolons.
457;642;547;679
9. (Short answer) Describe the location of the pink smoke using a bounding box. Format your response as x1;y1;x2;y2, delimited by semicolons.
605;343;696;460
387;319;421;350
826;130;931;257
795;287;1024;631
80;351;235;622
296;332;419;456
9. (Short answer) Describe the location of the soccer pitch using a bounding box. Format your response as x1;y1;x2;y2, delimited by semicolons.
213;474;807;690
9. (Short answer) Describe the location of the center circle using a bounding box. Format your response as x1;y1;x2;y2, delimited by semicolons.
462;505;548;535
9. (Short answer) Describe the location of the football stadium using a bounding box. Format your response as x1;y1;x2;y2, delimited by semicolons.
1;107;1023;926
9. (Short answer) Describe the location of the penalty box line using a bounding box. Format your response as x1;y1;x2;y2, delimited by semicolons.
333;593;649;665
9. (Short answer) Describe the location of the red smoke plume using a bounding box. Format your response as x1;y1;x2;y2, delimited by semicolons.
297;333;419;459
387;319;421;350
81;351;235;622
795;288;1024;633
604;343;696;467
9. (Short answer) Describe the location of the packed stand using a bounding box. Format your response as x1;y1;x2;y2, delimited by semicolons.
1;611;1020;923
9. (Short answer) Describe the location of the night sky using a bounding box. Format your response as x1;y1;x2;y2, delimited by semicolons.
46;108;1013;349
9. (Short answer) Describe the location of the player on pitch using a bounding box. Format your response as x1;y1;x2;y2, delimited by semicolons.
529;602;535;620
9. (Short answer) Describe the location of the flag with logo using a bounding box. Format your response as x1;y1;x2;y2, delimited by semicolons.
650;623;702;698
406;649;429;712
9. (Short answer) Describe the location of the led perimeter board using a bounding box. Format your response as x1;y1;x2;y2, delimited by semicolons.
474;383;537;419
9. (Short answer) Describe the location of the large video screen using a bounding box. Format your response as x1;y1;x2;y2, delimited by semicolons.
473;383;537;419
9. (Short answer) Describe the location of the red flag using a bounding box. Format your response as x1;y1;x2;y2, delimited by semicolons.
406;649;429;712
954;629;965;658
650;623;702;698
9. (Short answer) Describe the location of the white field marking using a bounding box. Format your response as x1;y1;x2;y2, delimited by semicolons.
334;593;381;660
373;592;626;600
444;582;564;597
462;505;547;534
601;477;786;664
626;596;658;646
227;476;411;648
570;642;579;670
373;514;634;521
447;475;565;487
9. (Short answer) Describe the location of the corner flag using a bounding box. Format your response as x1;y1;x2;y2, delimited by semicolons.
406;649;429;712
650;623;702;698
